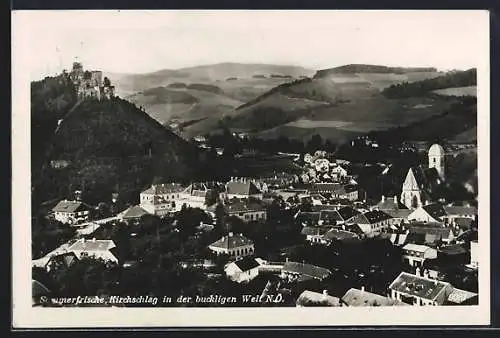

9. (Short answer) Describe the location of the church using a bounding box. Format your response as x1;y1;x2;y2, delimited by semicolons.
400;144;446;209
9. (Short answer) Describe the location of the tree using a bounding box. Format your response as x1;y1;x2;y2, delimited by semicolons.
103;77;111;87
306;134;324;152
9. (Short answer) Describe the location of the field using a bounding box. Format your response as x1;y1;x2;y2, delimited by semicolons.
433;86;477;97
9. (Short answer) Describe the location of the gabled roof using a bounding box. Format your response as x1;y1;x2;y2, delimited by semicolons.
120;205;149;219
422;204;447;221
296;290;340;307
301;226;330;236
389;233;408;246
453;217;474;230
443;206;477;216
224;201;266;213
403;167;441;192
319;210;343;223
409;223;453;240
384;209;412;219
282;262;332;280
337;206;360;221
53;200;91;213
231;257;260;271
296;212;321;224
446;288;478;305
68;239;116;252
226;181;262;196
351;210;392;225
376;197;407;211
209;233;254;250
141;183;184;195
402;243;433;253
47;252;79;268
341;288;405;307
389;272;453;302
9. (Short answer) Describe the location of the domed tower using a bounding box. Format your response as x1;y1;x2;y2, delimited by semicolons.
428;143;445;180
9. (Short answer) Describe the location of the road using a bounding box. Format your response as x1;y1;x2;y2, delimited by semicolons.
74;216;119;236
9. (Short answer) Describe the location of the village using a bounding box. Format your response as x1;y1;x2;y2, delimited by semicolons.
32;134;479;307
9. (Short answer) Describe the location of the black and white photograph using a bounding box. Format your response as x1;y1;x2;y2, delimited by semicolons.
12;9;490;327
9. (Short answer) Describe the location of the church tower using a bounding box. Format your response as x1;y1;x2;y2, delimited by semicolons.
428;144;445;180
400;168;423;209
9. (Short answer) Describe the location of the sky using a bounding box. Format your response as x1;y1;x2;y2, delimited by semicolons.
12;10;489;80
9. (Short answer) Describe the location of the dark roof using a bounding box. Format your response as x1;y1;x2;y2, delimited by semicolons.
384;209;412;219
301;226;330;236
351;210;392;225
319;210;343;223
376;197;407;211
439;244;467;256
422;204;447;221
232;257;260;271
389;272;453;302
409;224;453;240
47;252;79;268
68;239;116;252
337;206;361;221
141;183;184;195
341;288;405;307
225;201;266;214
296;212;321;224
226;181;262;196
52;200;91;213
308;183;341;193
282;262;332;280
209;233;254;250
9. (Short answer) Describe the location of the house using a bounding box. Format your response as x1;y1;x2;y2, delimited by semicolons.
208;232;255;260
118;205;149;224
389;271;454;306
373;196;410;226
407;203;446;223
389;233;409;246
67;238;118;263
301;226;330;244
225;178;263;199
442;205;477;224
402;243;438;267
341;287;406;307
308;183;359;201
445;288;479;305
224;257;261;283
296;290;341;307
281;261;332;282
52;200;92;225
407;223;454;246
139;183;185;216
224;200;267;223
350;210;393;236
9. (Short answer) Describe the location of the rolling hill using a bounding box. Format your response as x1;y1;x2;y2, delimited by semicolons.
223;65;476;143
31;74;201;206
106;62;315;98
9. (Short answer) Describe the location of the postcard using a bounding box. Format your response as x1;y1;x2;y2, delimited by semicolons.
12;9;490;328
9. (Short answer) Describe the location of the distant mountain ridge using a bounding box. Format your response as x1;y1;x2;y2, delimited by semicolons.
314;64;438;78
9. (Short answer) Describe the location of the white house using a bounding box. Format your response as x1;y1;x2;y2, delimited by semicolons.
67;238;118;264
350;210;393;236
402;243;438;267
296;290;341;307
52;200;92;225
224;257;260;283
389;271;454;306
139;183;185;216
208;232;255;260
224;200;267;223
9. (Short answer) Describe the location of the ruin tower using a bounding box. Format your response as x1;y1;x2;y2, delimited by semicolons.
428;143;445;180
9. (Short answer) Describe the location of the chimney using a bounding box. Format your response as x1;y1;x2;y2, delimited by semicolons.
415;267;421;276
285;257;289;263
92;238;96;242
381;195;385;203
394;196;397;203
361;286;365;292
423;269;429;279
228;232;234;237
